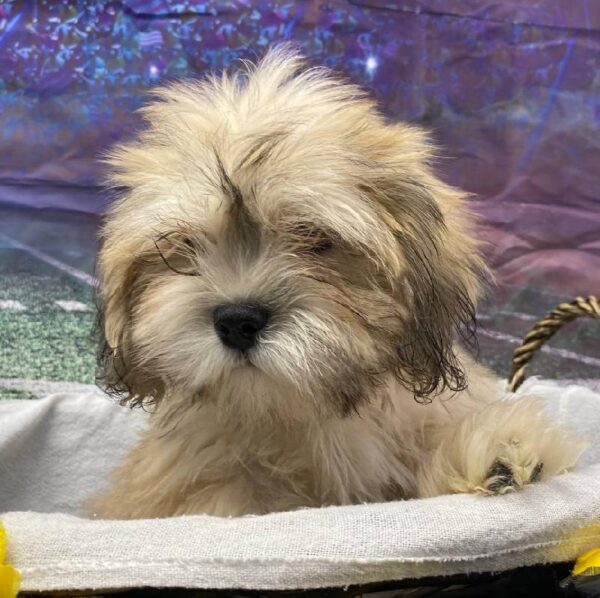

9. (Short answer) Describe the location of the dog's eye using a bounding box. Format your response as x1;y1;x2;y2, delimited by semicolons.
180;237;197;252
291;224;334;256
154;233;201;276
308;237;334;255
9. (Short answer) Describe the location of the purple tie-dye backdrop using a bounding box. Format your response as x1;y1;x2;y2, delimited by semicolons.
0;0;599;295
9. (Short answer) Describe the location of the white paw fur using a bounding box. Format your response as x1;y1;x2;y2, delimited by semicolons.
416;396;588;498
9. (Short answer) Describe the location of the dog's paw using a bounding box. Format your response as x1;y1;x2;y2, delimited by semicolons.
482;457;543;495
416;396;587;498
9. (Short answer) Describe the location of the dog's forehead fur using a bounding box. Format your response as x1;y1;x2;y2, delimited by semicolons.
102;51;436;271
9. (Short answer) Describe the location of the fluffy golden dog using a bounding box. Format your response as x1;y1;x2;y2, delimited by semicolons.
91;48;584;518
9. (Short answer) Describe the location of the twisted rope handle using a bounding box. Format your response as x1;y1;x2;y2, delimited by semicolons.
508;295;600;393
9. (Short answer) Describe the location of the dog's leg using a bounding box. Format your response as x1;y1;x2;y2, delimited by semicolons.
88;431;264;518
89;465;263;519
415;395;586;497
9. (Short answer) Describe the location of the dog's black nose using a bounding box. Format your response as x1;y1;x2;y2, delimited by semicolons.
213;303;270;352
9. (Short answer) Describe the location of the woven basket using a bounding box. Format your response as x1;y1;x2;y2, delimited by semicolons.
508;296;600;393
6;297;598;598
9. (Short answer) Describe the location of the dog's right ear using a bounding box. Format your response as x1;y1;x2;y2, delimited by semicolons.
358;123;488;401
95;240;165;408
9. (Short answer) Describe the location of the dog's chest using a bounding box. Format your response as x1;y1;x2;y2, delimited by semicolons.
170;405;417;508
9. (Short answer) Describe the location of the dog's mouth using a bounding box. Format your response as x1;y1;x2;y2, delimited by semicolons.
231;350;257;370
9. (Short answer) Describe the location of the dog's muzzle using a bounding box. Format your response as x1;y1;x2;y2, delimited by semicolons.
213;303;270;352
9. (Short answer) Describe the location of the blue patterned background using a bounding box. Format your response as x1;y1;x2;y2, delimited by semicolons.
0;0;599;294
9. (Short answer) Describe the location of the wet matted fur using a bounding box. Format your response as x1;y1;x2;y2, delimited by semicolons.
90;48;585;518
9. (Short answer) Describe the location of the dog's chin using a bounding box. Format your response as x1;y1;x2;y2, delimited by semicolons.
223;351;298;394
228;351;255;370
180;347;325;423
190;346;280;393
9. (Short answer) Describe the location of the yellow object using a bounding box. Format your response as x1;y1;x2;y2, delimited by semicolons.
573;547;600;576
0;523;21;598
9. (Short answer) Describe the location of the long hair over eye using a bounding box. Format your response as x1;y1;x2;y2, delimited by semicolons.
153;232;202;277
289;223;335;256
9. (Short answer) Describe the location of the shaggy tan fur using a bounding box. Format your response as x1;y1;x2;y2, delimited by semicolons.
90;47;585;519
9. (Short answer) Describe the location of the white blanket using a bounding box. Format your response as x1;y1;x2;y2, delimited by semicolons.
1;380;600;593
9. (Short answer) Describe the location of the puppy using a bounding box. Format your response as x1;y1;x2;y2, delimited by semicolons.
90;48;584;518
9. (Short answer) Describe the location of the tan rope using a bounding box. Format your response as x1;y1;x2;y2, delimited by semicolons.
507;296;600;393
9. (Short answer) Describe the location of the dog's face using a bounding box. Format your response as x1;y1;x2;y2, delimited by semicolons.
98;49;485;419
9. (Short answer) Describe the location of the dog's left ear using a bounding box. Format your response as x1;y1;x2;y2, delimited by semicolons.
362;124;488;400
95;238;166;408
